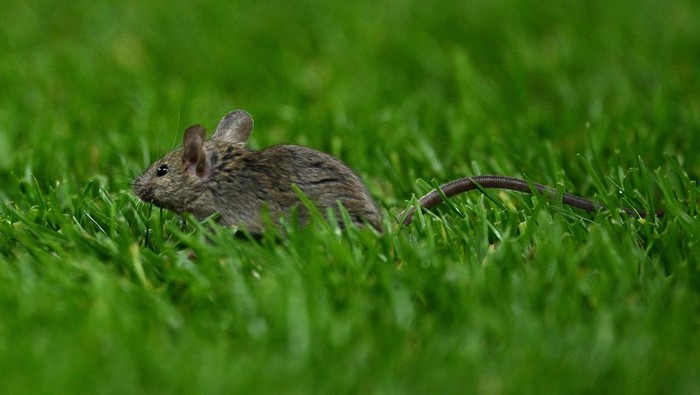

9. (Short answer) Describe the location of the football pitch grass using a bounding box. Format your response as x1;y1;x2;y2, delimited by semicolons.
1;0;699;393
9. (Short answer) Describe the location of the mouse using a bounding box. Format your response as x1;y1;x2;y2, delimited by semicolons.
132;109;662;235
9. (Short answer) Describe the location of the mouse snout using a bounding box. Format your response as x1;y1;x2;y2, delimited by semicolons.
132;178;154;203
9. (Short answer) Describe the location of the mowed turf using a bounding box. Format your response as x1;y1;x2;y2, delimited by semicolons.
1;0;699;393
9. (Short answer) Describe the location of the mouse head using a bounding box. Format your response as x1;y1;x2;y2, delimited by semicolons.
132;110;254;213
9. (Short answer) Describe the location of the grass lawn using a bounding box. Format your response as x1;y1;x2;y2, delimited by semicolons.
1;0;699;393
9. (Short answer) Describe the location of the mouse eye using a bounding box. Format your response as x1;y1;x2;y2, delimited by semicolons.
156;164;169;177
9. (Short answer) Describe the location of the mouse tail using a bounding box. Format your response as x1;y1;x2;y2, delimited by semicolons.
398;175;663;226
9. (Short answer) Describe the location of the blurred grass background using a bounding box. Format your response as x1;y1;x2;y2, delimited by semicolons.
1;0;699;393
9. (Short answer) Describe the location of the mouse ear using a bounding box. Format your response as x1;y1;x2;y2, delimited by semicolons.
183;124;209;176
212;110;253;144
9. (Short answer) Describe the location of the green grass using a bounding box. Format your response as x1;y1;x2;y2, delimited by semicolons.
1;0;700;393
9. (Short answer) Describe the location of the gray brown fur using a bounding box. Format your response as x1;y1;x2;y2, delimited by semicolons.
133;110;383;235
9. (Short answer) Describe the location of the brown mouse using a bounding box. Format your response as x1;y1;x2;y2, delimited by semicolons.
133;110;662;235
133;110;383;234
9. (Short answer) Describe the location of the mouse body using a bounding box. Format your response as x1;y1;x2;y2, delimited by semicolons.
133;109;660;235
132;110;382;234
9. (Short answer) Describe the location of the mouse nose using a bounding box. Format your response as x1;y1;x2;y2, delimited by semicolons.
132;179;154;203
